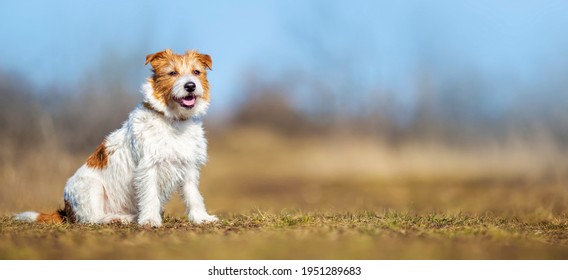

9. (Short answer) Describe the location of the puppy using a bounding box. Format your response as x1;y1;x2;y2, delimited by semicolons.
15;49;218;227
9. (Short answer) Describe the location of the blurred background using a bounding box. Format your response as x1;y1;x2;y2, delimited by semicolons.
1;0;568;217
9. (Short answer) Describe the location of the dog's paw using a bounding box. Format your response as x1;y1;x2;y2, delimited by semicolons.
103;214;135;225
138;217;162;228
189;212;219;224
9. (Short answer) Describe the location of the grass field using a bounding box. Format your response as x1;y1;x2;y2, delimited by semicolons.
1;211;568;259
2;128;568;259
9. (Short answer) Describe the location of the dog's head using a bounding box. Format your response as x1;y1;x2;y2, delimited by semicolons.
144;49;212;120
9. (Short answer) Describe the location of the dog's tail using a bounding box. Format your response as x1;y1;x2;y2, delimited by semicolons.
14;209;68;224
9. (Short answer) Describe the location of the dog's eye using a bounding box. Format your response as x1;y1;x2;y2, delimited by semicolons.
193;70;201;75
168;71;178;76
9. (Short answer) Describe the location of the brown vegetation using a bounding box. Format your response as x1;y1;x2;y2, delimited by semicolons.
1;66;568;259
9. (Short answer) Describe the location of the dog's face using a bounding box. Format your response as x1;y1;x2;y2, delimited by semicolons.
145;49;212;119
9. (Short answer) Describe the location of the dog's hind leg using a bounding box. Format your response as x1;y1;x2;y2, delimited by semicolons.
64;174;107;224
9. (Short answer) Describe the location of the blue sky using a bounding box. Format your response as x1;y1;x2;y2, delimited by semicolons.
1;0;568;113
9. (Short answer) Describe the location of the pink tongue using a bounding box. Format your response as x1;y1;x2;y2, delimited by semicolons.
182;98;195;106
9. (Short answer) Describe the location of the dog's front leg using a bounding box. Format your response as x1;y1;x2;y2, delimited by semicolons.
134;159;163;227
181;168;218;224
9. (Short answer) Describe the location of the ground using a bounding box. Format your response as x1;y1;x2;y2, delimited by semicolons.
2;128;568;259
1;211;568;259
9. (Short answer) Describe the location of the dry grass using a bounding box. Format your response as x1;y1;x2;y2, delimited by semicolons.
2;211;568;259
2;127;568;259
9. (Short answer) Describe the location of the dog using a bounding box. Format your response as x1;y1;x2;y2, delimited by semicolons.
15;49;218;227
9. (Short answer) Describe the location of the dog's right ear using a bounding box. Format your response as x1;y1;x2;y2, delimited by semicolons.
145;49;173;67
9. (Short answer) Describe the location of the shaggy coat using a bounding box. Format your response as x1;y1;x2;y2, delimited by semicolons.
15;49;218;227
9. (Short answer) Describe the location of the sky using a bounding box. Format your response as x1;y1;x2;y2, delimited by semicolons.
1;0;568;114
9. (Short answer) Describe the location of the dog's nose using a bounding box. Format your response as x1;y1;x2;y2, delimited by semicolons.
184;82;196;92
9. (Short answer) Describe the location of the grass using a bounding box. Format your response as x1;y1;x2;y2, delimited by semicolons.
2;128;568;259
1;211;568;259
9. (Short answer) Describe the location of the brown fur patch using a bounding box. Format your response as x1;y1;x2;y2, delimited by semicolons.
35;201;75;224
86;141;109;169
145;49;212;105
143;101;165;116
36;212;64;224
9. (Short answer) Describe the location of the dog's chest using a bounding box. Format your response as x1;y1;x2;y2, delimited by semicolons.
133;117;207;168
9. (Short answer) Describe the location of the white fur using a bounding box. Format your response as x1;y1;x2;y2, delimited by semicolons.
60;79;217;227
13;211;39;222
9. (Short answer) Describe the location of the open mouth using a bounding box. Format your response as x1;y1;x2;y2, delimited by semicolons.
174;94;196;109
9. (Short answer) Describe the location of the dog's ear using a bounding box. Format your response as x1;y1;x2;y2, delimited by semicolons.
145;49;173;67
198;53;212;70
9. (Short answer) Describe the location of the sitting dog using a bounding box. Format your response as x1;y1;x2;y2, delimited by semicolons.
15;49;218;227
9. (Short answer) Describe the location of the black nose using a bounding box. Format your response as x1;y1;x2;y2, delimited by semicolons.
184;82;196;92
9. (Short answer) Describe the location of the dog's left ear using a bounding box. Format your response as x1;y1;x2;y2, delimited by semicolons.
198;53;212;70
